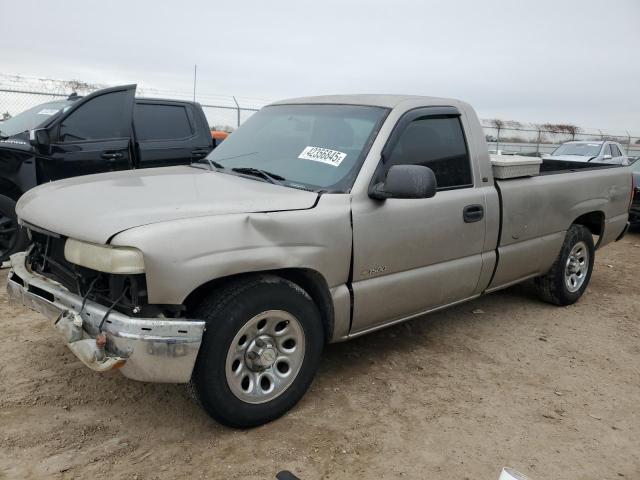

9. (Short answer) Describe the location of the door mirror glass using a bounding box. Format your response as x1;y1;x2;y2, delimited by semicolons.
29;128;50;150
370;164;437;200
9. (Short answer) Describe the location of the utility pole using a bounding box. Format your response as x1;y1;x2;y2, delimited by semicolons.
232;96;240;128
193;64;197;102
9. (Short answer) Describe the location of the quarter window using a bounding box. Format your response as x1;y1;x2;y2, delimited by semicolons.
134;104;193;141
58;91;131;142
385;116;472;189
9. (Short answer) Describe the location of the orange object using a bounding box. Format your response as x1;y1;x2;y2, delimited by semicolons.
211;130;229;141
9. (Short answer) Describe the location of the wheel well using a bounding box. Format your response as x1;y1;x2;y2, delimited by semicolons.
572;211;604;247
572;211;604;236
183;269;335;342
0;179;22;201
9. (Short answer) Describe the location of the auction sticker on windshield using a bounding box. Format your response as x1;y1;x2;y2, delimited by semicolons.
298;146;347;167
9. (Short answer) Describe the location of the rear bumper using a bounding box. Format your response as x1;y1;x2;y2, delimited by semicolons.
7;252;205;383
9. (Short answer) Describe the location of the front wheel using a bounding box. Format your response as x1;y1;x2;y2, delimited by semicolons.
535;224;595;305
190;275;324;428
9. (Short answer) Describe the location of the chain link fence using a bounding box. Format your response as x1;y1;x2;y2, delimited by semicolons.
0;75;263;131
0;87;262;131
481;120;640;158
1;75;639;156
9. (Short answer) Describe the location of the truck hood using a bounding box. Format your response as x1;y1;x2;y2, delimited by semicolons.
17;166;319;244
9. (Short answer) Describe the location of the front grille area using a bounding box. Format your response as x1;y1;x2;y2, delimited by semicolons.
27;230;149;316
28;232;76;292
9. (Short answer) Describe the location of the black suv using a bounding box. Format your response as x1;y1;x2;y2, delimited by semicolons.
0;84;214;261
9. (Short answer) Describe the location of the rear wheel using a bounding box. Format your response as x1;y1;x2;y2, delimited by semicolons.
535;224;595;305
0;194;28;264
190;275;324;428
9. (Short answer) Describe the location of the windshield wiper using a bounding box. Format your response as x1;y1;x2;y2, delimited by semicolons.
207;158;225;171
231;167;286;185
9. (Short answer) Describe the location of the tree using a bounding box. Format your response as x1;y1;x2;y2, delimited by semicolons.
489;119;505;151
61;79;100;92
542;123;582;140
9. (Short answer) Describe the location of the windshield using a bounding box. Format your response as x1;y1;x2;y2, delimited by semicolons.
204;104;388;192
551;142;602;157
0;100;72;138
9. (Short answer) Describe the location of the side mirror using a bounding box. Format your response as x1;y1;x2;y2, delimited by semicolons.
603;154;612;160
370;164;437;200
29;128;50;150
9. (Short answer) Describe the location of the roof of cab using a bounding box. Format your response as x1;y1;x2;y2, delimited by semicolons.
135;97;198;105
269;94;464;109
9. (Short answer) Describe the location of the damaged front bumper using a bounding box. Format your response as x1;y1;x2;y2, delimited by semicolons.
6;252;205;383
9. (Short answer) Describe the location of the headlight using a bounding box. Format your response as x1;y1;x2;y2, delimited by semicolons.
64;238;145;274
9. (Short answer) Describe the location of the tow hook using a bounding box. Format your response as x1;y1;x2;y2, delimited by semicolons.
54;310;126;371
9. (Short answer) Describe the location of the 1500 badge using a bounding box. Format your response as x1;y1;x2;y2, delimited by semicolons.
360;265;387;277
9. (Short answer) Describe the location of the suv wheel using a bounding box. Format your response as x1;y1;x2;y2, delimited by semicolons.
190;275;324;428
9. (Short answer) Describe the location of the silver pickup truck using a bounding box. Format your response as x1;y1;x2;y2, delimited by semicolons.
7;95;633;427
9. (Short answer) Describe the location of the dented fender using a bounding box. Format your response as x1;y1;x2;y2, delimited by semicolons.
109;193;353;306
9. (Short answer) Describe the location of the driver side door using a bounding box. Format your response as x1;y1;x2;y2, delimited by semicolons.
39;85;135;182
350;107;487;333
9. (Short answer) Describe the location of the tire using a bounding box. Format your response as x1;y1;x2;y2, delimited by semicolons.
535;224;595;306
0;194;28;263
190;275;324;428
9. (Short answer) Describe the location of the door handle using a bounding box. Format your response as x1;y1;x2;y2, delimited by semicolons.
463;204;484;223
101;151;124;160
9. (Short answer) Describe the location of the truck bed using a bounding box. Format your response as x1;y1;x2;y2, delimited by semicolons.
487;162;631;291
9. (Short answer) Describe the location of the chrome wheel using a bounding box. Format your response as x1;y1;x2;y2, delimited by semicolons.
225;310;305;404
564;241;589;293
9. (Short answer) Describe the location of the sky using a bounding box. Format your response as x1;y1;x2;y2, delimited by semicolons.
2;0;639;132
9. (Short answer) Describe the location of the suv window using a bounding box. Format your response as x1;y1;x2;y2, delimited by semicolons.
604;144;613;157
611;144;622;157
134;103;193;141
385;116;472;189
58;91;130;142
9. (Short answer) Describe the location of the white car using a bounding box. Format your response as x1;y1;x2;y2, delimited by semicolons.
544;141;629;165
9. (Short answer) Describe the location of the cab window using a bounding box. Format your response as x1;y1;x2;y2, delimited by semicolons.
134;103;193;141
58;91;131;142
385;116;472;189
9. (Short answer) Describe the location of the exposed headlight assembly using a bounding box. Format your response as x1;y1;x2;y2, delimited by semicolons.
64;238;145;274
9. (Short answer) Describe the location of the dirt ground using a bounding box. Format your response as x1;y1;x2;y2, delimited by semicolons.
1;230;639;480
